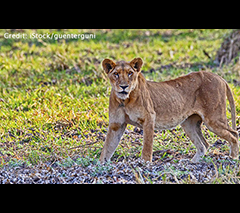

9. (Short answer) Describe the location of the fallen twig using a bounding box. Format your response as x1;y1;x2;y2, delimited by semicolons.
203;49;211;59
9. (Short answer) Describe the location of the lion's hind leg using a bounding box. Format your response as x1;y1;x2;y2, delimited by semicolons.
204;118;239;160
181;114;209;163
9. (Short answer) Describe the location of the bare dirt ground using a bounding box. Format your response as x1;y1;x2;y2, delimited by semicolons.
0;154;239;184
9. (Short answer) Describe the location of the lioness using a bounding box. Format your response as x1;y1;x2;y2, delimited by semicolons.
99;58;239;163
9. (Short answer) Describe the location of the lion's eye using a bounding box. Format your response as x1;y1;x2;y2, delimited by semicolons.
128;71;133;77
113;72;119;78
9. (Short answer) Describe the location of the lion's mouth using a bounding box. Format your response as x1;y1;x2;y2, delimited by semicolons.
119;91;128;95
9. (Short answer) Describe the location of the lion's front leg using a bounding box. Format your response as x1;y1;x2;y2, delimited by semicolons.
141;113;156;162
99;122;127;163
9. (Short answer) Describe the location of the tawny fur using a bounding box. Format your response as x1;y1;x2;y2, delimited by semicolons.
100;58;239;163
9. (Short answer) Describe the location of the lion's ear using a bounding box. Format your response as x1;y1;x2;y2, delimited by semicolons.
130;57;143;72
102;59;116;74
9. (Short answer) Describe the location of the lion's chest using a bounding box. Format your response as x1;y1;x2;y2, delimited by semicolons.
124;107;145;128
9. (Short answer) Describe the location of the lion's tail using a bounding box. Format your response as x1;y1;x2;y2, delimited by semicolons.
226;82;236;130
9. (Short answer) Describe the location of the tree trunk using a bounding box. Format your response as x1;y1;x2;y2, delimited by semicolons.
215;29;240;66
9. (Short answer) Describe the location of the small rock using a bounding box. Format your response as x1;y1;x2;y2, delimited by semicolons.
134;127;143;135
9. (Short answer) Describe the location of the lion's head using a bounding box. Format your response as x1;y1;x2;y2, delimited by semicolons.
102;58;143;100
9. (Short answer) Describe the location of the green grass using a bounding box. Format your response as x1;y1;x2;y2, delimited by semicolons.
0;29;240;168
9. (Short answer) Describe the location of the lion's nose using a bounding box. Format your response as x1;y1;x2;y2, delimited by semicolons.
120;85;128;90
